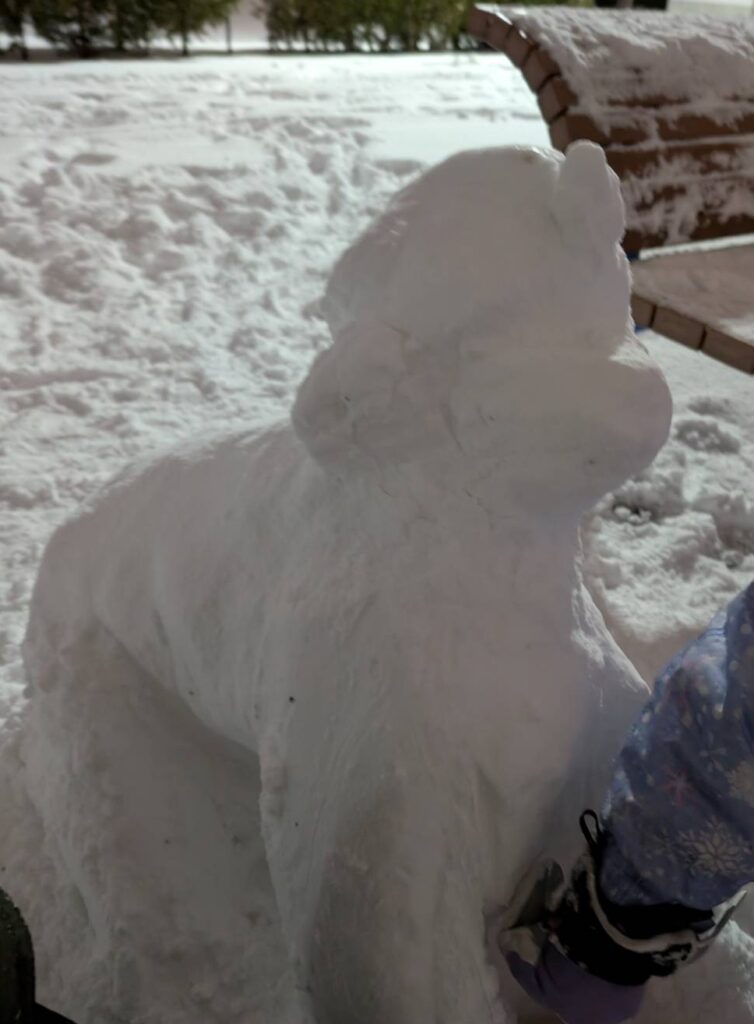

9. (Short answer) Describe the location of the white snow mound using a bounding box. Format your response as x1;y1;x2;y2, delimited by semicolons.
14;144;708;1024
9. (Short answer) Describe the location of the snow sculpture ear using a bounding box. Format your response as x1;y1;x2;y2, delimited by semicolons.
552;141;625;249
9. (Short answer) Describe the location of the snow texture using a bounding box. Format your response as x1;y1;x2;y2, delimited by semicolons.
1;53;754;1024
632;242;754;343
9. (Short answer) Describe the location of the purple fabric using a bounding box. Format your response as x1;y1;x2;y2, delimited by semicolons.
506;943;645;1024
600;581;754;910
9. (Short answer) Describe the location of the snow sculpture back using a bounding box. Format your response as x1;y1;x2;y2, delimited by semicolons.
16;145;683;1024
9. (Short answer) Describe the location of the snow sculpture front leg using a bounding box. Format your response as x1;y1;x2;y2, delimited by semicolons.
266;736;458;1023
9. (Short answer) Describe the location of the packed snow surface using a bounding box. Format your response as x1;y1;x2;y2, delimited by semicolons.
1;51;754;1024
632;243;754;344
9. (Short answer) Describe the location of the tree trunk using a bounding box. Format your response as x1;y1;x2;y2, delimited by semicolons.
75;0;92;56
225;15;232;52
114;2;124;50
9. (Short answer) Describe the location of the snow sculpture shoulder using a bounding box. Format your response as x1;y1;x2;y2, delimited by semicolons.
19;145;672;1024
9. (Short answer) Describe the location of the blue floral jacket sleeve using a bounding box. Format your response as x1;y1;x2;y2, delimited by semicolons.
599;581;754;911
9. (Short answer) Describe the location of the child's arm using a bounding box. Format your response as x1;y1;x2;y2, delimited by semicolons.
492;581;754;1023
600;579;754;912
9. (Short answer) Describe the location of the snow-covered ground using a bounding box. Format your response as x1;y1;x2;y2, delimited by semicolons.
1;50;754;1023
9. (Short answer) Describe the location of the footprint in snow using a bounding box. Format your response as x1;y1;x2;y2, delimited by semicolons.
674;417;741;455
69;152;117;167
687;396;736;420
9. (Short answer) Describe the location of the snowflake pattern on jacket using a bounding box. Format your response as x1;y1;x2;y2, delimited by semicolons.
599;580;754;910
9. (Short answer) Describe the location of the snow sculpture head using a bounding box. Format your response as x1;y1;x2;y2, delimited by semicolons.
294;143;671;513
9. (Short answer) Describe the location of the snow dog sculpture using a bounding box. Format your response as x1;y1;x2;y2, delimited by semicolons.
22;143;674;1023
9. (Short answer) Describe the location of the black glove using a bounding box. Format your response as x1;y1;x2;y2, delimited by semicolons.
552;811;743;986
0;886;78;1024
0;886;35;1024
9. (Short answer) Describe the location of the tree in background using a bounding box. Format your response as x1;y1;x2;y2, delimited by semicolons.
424;0;470;48
26;0;238;54
262;0;475;53
29;0;111;54
154;0;239;54
312;0;358;51
108;0;159;50
262;0;293;47
0;0;30;56
263;0;318;50
382;0;466;51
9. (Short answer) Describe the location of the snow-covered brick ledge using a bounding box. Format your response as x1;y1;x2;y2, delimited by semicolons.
469;5;754;250
631;243;754;373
